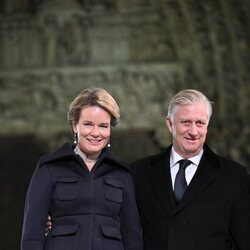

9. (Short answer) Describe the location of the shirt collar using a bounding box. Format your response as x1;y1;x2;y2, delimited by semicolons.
170;146;203;168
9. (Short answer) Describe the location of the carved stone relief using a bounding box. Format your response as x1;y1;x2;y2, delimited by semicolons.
1;2;249;250
0;63;180;148
0;0;249;167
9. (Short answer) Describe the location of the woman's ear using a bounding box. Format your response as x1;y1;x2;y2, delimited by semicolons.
72;124;77;134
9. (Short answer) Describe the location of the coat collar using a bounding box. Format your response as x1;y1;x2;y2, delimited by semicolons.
38;143;129;171
38;143;75;165
175;144;220;213
148;145;176;216
148;144;221;216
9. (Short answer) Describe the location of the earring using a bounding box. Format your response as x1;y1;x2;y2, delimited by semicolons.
107;138;111;147
73;133;78;144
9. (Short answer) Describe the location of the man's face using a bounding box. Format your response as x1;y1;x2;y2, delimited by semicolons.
166;103;209;158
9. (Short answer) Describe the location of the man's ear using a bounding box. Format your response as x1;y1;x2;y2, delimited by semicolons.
166;116;173;133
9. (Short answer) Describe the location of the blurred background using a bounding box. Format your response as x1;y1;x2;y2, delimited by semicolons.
0;0;249;249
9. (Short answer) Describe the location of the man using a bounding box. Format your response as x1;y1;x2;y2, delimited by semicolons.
132;89;250;250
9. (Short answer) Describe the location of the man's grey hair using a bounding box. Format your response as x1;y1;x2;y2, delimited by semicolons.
167;89;213;122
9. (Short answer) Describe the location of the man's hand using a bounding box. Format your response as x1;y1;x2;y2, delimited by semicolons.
45;215;52;236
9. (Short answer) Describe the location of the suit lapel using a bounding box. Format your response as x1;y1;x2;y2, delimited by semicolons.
148;148;176;216
175;145;220;213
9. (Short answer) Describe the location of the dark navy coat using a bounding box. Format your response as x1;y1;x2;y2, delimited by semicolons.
21;143;143;250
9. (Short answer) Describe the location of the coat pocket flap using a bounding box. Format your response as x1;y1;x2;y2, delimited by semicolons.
57;176;79;183
104;177;123;188
101;224;122;240
51;224;79;236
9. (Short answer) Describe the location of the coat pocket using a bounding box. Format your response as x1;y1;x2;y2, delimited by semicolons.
46;224;80;250
104;177;124;203
55;176;80;201
51;224;79;236
101;224;124;250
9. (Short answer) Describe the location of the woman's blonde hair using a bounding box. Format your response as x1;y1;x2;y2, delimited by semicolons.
67;87;120;132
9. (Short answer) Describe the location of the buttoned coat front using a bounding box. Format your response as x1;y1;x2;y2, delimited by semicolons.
21;143;143;250
132;144;250;250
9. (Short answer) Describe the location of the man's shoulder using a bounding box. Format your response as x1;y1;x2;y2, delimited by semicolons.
130;154;159;179
132;153;161;166
217;154;247;174
204;144;248;175
130;148;170;171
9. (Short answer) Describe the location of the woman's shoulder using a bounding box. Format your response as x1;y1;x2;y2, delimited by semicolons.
38;143;75;167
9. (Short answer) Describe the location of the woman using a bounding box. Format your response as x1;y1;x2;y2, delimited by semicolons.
21;87;143;250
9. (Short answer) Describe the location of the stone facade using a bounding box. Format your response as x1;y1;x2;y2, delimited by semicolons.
1;0;249;165
0;1;249;249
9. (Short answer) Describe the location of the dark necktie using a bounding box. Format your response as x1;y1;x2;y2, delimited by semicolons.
174;159;192;203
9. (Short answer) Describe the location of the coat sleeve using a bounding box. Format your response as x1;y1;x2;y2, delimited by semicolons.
230;169;250;250
21;164;53;250
120;172;143;250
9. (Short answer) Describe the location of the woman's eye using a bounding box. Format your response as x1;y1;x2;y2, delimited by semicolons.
84;123;92;126
99;124;109;128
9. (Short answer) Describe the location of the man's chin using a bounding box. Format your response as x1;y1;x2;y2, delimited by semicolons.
185;146;202;154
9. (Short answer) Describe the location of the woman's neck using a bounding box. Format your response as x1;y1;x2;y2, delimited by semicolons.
74;146;100;166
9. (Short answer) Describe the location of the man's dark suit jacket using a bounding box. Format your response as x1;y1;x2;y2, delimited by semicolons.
132;144;250;250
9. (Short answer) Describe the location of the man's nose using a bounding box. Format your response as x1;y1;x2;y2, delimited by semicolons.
189;124;198;135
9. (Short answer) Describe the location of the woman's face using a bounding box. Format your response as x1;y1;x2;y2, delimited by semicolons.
73;105;111;156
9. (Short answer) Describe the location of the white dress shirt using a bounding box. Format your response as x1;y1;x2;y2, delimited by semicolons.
170;147;203;189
